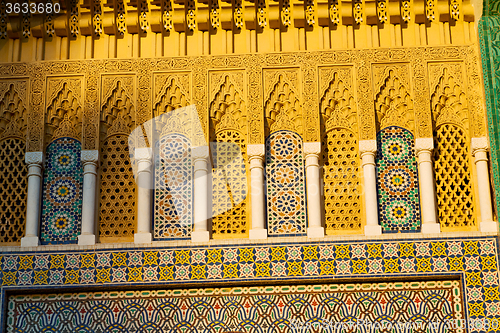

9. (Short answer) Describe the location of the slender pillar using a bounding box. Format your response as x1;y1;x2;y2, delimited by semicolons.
192;146;210;243
21;152;44;247
248;144;267;239
304;142;324;238
359;140;382;236
78;150;98;245
472;137;498;232
415;138;440;234
134;148;153;243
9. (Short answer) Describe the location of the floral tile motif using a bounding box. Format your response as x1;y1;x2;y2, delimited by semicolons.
265;131;307;236
376;126;421;232
40;138;83;245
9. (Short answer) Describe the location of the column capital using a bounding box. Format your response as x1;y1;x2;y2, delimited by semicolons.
358;140;377;155
81;150;99;164
247;144;265;159
303;142;321;158
192;145;210;161
25;151;44;165
415;138;434;153
471;137;489;155
135;147;153;162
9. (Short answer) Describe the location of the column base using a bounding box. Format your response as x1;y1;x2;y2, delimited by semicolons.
21;236;40;247
307;226;325;238
364;225;382;236
78;234;96;246
134;232;152;244
479;221;498;233
191;230;210;243
249;228;268;240
421;223;441;234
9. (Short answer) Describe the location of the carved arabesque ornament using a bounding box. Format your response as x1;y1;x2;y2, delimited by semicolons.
209;72;247;134
153;74;192;139
263;70;303;137
0;81;28;140
0;44;481;152
374;66;415;133
429;64;469;131
100;77;136;140
319;67;357;133
45;78;83;144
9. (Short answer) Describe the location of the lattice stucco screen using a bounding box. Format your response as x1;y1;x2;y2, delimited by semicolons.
7;280;463;332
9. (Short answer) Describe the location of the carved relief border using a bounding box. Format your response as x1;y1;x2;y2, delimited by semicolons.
465;48;487;137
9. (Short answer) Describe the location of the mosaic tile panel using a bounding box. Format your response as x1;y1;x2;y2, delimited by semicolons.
376;126;421;233
265;130;307;236
1;237;499;330
479;15;500;221
40;138;83;245
154;133;193;240
7;280;462;332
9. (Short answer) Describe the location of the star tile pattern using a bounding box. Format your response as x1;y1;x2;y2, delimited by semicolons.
154;133;193;240
7;280;462;332
265;130;307;236
376;126;421;232
40;138;83;245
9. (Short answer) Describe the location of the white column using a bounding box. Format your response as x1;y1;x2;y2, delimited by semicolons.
472;137;498;232
21;152;44;247
415;138;440;234
304;142;324;238
359;140;382;236
78;150;98;245
192;146;210;243
134;148;153;243
248;144;267;239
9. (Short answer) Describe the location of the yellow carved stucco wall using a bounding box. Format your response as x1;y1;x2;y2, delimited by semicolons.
0;0;489;240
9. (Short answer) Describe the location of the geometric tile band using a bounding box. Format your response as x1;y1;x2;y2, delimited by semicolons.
7;280;462;332
154;133;193;240
265;130;307;236
376;126;421;233
40;138;83;245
